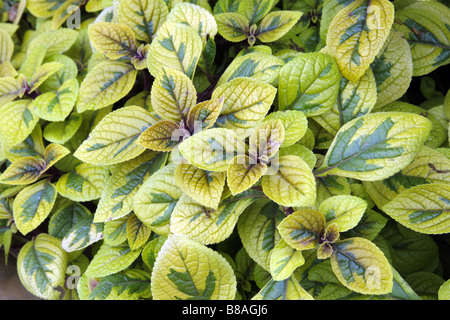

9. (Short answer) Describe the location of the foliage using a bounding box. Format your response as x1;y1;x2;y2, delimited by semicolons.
0;0;449;301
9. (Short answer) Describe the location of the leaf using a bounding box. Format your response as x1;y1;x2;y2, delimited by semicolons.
187;98;224;131
147;21;203;79
88;269;151;300
43;112;83;145
170;192;254;245
371;30;413;109
150;67;197;122
269;239;305;281
227;155;267;195
61;214;104;252
237;199;285;271
178;128;247;172
325;0;395;82
151;234;236;300
27;0;71;18
318;195;368;232
250;119;285;161
313;68;377;135
0;156;48;185
393;1;450;76
127;213;151;250
277;52;341;116
116;0;169;43
263;110;308;148
28;62;65;93
103;215;128;247
0;30;14;64
136;120;181;151
56;163;109;202
74;106;158;165
262;155;316;207
315;112;432;181
256;10;302;43
48;202;91;239
215;12;249;43
167;2;218;44
0;77;24;105
13;179;57;235
212;77;277;138
252;276;314;300
238;0;274;25
94;151;167;222
0;99;39;149
277;209;326;251
17;234;68;300
39;54;78;93
27;28;79;57
382;183;450;234
76;61;137;113
216;52;285;87
133;163;182;236
88;22;138;60
174;162;226;209
85;243;142;278
33;78;79;122
330;237;393;295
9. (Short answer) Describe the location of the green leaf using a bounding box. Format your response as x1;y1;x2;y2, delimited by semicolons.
150;67;197;122
74;106;158;165
170;192;254;245
61;214;103;252
227;155;267;195
103;215;128;247
27;28;79;57
13;179;57;235
0;30;14;64
147;21;203;79
95;151;167;222
315;112;432;181
382;183;450;234
187;98;224;131
141;235;166;271
252;276;314;300
48;202;91;239
85;243;142;278
76;61;137;113
127;213;151;250
325;0;395;82
214;12;250;43
249;119;285;160
133;163;182;236
278;52;341;116
212;77;277;138
56;163;109;202
393;1;450;76
88;269;151;300
136;120;181;151
88;22;138;60
0;156;48;185
330;237;393;295
178;128;247;172
371;30;413;109
43;112;83;145
174;162;226;210
0;99;38;149
269;239;305;281
33;78;79;122
151;234;236;300
17;234;68;300
278;209;326;251
0;77;24;105
318;195;368;232
256;10;302;43
262;155;316;207
263;110;308;148
28;62;65;93
238;0;274;25
237;199;285;271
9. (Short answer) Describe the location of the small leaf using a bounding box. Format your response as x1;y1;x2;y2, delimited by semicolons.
238;0;274;25
263;110;308;148
318;195;368;232
382;183;450;234
262;155;316;207
74;106;158;165
17;234;68;300
88;22;138;60
256;11;302;43
249;119;285;159
0;156;48;185
151;234;236;300
147;21;203;79
76;61;137;113
0;30;14;63
252;276;314;300
215;12;249;43
61;215;103;252
13;179;57;235
127;213;151;250
27;28;79;57
269;239;305;281
43;112;83;145
227;155;267;195
136;120;181;151
277;209;326;251
330;237;393;295
187;98;224;131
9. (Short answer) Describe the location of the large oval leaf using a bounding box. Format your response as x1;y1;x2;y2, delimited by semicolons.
319;195;367;232
382;183;450;234
330;237;393;295
325;0;395;82
17;234;68;300
151;234;236;300
74;106;158;165
315;112;432;181
277;52;340;116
